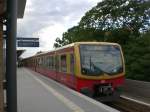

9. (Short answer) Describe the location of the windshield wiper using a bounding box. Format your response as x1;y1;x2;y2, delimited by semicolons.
90;60;105;75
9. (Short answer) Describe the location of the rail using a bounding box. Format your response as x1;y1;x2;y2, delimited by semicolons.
108;96;150;112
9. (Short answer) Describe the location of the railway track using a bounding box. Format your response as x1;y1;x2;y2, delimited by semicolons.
104;79;150;112
105;96;150;112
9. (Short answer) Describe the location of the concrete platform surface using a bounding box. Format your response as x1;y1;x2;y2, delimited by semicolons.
17;68;119;112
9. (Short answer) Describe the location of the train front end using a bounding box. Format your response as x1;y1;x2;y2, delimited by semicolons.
75;42;125;101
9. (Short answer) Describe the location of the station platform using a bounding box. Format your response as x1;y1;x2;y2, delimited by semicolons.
17;68;119;112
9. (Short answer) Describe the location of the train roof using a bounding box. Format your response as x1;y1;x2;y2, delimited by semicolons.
53;42;120;51
26;42;120;58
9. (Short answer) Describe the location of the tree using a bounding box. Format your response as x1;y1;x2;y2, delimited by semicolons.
54;0;150;47
124;31;150;81
53;37;63;48
79;0;150;35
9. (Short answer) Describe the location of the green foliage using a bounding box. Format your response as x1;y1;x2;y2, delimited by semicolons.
79;0;150;34
53;0;150;81
124;31;150;81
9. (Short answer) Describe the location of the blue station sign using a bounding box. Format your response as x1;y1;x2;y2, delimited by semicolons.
17;37;39;47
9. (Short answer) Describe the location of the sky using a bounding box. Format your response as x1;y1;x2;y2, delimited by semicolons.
17;0;100;58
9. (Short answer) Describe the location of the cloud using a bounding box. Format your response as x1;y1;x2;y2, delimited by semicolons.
17;0;100;58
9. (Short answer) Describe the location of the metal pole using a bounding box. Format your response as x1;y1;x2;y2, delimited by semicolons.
6;0;17;111
0;16;4;112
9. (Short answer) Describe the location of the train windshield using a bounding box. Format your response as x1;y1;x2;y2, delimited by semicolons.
80;44;123;76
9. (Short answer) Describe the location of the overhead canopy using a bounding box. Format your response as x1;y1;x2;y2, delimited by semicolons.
17;0;26;18
0;0;6;16
17;49;25;59
0;0;26;18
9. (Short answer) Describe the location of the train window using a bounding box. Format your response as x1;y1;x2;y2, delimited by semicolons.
39;58;40;67
49;56;52;70
40;58;42;67
51;56;54;70
43;57;45;67
42;57;45;67
36;58;38;67
45;57;47;68
61;55;67;72
44;57;46;67
42;57;45;68
40;57;42;67
36;59;37;66
48;56;54;70
55;56;59;71
33;59;34;66
45;56;48;68
49;57;51;68
43;57;46;68
34;59;36;66
34;59;35;66
53;56;55;70
38;59;39;67
70;54;75;74
48;56;50;69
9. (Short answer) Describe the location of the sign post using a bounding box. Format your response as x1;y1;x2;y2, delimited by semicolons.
0;14;4;112
6;0;17;111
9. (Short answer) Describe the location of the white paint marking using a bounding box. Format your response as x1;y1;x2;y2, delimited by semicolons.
121;95;150;107
29;69;119;112
26;69;84;112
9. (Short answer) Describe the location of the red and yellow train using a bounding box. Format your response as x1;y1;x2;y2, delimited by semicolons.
22;42;125;101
